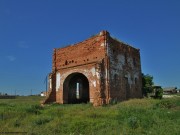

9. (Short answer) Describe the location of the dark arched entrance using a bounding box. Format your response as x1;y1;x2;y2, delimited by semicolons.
63;73;89;104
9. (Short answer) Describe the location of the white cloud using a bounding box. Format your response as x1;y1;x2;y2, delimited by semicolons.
7;56;16;62
17;41;29;48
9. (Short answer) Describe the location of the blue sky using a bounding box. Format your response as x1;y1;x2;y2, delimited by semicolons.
0;0;180;95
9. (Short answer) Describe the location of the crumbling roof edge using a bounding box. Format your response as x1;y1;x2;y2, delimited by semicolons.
55;32;102;50
54;30;140;52
110;36;140;51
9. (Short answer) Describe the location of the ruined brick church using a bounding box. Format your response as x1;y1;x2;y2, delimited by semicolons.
43;30;142;106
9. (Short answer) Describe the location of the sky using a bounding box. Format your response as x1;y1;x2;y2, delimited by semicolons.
0;0;180;95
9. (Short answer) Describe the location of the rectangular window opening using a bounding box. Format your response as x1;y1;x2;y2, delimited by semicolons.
76;82;80;99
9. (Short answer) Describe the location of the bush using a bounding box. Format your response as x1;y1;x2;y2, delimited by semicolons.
155;88;163;99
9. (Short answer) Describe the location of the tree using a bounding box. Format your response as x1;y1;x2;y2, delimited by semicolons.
142;73;163;99
142;73;154;96
155;87;163;99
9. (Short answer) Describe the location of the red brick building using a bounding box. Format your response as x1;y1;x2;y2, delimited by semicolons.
43;31;142;106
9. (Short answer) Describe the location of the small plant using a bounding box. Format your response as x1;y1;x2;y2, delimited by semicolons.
26;105;43;115
33;116;52;125
0;112;4;120
127;116;139;129
0;103;8;107
154;100;175;109
14;119;21;127
109;98;117;105
88;113;101;119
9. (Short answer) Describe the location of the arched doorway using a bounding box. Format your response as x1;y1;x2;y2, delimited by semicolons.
63;73;89;104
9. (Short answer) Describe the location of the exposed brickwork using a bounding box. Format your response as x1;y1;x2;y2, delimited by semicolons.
43;30;142;106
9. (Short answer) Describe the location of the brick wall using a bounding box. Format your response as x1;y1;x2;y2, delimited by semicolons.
107;37;142;102
52;32;106;72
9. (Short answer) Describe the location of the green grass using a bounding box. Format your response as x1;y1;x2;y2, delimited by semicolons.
0;96;179;135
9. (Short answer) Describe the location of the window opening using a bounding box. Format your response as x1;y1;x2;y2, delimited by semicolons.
76;82;80;99
133;58;136;66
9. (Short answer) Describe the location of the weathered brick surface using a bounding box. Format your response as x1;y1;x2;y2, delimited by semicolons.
43;30;142;106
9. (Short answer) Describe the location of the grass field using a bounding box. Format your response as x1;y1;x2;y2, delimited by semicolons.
0;96;179;135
